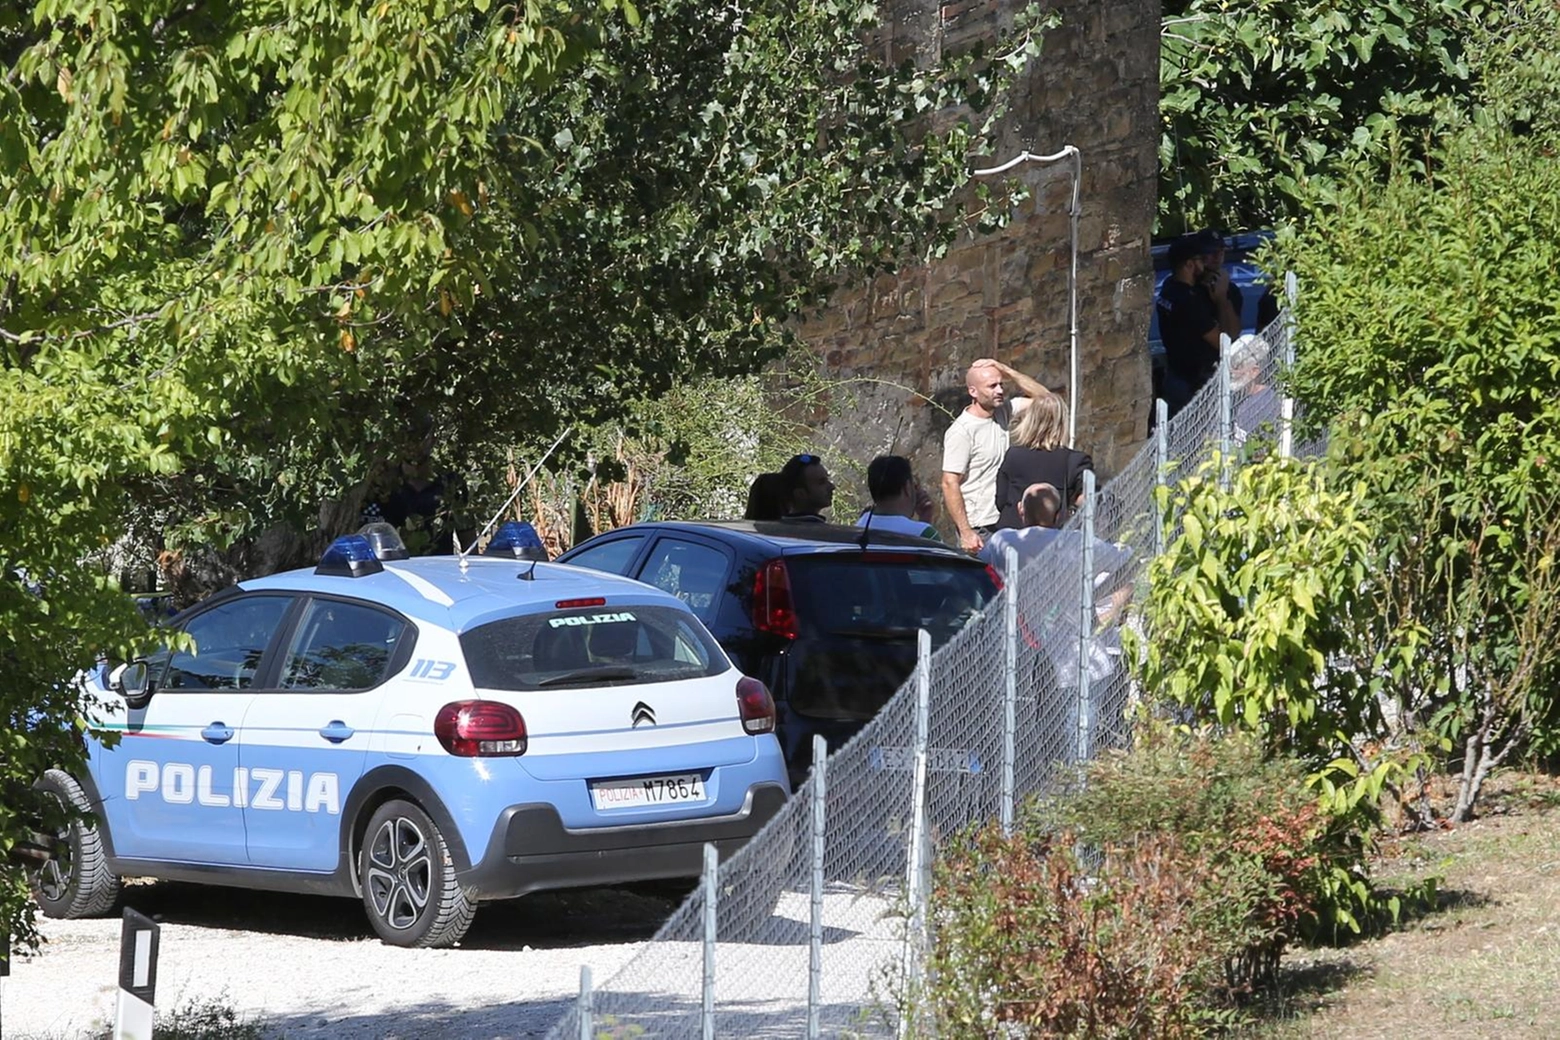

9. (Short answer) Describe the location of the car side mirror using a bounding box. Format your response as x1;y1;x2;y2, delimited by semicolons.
111;661;153;708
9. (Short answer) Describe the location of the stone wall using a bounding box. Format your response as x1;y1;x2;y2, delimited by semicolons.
795;0;1159;519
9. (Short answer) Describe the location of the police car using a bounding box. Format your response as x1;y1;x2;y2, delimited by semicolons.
34;524;789;947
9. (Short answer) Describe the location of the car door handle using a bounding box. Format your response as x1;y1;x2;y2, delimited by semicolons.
319;721;355;744
201;723;235;745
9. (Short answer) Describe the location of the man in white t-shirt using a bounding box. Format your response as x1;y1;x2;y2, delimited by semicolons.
941;358;1050;552
855;455;940;540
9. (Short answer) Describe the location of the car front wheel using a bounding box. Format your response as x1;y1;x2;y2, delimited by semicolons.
358;799;476;948
31;769;121;919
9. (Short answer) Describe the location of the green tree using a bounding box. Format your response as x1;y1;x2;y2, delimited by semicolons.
1267;2;1560;818
1128;457;1434;932
0;0;1047;946
1159;0;1483;235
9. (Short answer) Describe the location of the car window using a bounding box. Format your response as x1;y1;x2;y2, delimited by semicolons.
163;595;294;691
278;599;409;691
780;555;1000;720
787;554;997;645
561;535;645;576
461;604;727;691
639;538;729;624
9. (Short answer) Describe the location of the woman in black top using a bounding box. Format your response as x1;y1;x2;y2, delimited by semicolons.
993;393;1092;530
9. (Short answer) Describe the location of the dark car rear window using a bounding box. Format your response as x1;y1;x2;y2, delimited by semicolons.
461;604;728;691
783;553;998;720
788;553;996;641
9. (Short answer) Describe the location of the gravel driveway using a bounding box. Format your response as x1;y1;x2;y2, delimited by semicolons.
3;879;679;1039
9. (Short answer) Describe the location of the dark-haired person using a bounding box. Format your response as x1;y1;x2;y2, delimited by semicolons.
1195;228;1243;339
778;453;834;521
1156;234;1233;416
743;472;785;521
856;455;940;540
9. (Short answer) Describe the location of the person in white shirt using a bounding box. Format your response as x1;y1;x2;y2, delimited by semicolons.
941;358;1052;553
979;482;1062;577
855;455;940;540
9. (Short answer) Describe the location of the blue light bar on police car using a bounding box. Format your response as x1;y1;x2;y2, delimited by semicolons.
316;534;385;577
484;520;548;562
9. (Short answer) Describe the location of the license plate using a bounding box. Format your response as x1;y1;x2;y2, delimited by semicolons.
591;773;707;810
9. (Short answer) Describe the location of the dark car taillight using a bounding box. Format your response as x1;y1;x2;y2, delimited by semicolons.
752;557;797;640
434;700;528;756
984;563;1005;591
736;676;777;734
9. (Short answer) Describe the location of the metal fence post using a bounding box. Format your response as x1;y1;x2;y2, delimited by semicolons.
1075;471;1097;763
900;629;933;1039
1001;545;1019;836
1218;332;1233;485
576;965;593;1040
808;733;828;1040
1280;271;1298;459
1153;398;1168;559
702;842;717;1040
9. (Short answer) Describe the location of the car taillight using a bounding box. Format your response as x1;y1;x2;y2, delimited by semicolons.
751;557;797;640
434;700;528;757
736;676;776;735
984;563;1005;591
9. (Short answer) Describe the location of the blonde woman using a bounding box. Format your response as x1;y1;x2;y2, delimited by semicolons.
993;392;1092;530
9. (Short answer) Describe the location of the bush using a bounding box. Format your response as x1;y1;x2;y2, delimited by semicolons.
1057;726;1350;965
925;825;1242;1038
917;729;1353;1038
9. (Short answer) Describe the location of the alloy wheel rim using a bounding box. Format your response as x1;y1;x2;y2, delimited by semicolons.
36;827;72;902
365;816;432;930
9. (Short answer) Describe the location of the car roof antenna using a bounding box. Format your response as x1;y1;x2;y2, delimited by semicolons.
857;508;874;550
458;426;573;575
518;559;539;581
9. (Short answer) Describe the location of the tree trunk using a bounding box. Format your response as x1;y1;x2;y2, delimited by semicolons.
1450;691;1493;824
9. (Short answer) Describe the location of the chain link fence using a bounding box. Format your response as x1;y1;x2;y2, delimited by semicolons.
546;303;1300;1039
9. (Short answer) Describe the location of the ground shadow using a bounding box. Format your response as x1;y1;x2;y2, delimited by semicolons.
1241;955;1370;1029
110;879;862;952
113;881;678;950
259;990;880;1039
1365;884;1496;937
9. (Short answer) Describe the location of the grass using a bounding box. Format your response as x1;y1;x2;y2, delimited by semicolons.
1243;769;1560;1039
14;995;267;1040
136;996;267;1040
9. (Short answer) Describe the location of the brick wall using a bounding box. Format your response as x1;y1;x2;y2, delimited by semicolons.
794;0;1159;522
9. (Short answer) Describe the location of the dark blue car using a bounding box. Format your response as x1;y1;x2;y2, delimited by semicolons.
558;520;1003;789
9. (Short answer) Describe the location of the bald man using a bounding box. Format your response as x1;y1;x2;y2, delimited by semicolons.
941;358;1051;552
979;482;1062;579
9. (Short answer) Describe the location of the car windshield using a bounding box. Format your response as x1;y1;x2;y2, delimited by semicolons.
461;604;728;691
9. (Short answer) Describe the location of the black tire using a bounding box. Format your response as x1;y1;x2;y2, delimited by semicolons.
31;769;121;919
358;799;476;948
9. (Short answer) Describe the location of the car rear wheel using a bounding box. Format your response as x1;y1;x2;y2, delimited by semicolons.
359;799;476;948
31;769;121;919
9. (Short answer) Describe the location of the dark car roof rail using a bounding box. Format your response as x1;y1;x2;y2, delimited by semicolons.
649;519;964;558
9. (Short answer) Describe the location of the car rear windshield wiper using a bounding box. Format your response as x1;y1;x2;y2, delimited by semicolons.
536;666;641;688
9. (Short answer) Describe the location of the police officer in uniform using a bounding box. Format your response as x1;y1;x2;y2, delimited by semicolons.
1155;234;1237;417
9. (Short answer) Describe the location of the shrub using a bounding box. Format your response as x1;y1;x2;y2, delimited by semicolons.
1056;726;1349;967
925;825;1243;1038
916;729;1353;1038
